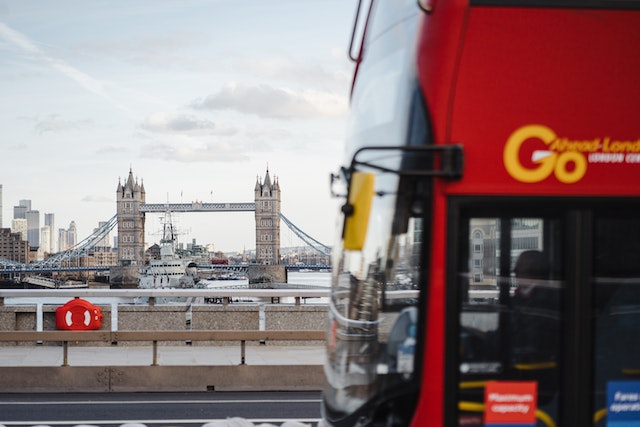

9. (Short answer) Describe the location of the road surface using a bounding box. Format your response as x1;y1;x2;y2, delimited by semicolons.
0;391;322;427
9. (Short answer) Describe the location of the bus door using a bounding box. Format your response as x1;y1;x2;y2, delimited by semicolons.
448;198;640;426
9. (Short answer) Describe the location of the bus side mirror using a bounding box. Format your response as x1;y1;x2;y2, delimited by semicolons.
342;171;375;250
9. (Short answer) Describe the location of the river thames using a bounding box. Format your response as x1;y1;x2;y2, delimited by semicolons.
200;271;331;289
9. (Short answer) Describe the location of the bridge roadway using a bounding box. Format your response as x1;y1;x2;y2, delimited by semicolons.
140;202;256;212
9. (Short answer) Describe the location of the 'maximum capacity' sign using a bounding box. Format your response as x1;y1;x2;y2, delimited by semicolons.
484;381;537;426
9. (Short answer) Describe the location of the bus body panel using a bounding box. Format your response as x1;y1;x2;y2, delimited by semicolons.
414;5;640;425
412;182;450;427
445;7;640;196
414;6;639;425
412;4;470;424
416;0;469;146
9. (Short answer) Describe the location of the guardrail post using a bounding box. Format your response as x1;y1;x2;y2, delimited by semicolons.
149;297;155;307
36;303;44;345
111;302;118;332
259;304;266;345
62;341;69;366
152;340;158;366
240;340;246;365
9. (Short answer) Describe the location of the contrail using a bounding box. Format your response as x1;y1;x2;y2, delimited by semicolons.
0;21;136;117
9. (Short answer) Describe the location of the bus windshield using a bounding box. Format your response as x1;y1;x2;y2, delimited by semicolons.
324;169;422;423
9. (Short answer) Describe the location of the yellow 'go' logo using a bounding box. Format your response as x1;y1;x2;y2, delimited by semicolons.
503;125;587;184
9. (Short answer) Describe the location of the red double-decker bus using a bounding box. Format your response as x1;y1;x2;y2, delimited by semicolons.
322;0;640;426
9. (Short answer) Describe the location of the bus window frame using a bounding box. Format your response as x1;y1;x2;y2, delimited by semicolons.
443;196;640;426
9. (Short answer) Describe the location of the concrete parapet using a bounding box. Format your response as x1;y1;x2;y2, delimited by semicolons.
0;365;325;393
189;305;260;331
265;305;328;330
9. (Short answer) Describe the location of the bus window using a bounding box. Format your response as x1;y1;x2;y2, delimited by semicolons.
456;215;563;426
593;215;640;422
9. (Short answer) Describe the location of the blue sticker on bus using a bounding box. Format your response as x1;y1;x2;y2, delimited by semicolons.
607;381;640;427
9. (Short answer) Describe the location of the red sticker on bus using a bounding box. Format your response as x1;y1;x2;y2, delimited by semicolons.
484;381;537;425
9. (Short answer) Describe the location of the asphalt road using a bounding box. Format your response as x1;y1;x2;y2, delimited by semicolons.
0;391;322;427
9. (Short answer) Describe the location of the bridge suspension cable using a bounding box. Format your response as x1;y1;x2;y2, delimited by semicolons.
4;214;117;271
279;213;331;257
0;256;23;269
39;214;119;267
0;215;118;270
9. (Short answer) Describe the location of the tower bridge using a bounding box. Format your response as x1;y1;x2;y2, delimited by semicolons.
0;168;330;282
116;167;282;269
110;167;327;286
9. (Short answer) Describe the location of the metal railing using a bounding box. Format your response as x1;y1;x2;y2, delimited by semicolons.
0;288;329;306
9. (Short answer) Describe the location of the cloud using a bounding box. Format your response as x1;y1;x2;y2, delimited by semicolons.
76;30;209;70
140;138;253;163
32;115;95;134
96;145;129;155
8;143;28;151
138;112;237;136
191;82;348;119
0;22;135;116
81;195;112;203
244;126;292;140
234;57;351;91
137;121;300;164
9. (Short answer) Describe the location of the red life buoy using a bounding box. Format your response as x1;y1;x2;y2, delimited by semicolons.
55;298;103;330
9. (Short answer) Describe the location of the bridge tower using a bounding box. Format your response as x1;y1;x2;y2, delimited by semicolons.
254;168;281;264
116;168;145;266
248;168;286;285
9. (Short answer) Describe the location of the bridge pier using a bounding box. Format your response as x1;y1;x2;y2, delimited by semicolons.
109;265;138;288
247;264;287;287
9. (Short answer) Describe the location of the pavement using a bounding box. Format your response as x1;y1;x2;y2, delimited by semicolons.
0;344;326;367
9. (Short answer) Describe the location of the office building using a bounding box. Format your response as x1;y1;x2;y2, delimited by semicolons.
0;228;28;263
13;200;30;220
44;213;55;253
25;209;40;249
68;221;77;248
93;221;111;249
11;218;27;241
40;226;51;256
58;228;68;252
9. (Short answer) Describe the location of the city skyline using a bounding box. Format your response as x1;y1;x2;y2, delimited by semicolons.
0;1;354;252
1;172;326;254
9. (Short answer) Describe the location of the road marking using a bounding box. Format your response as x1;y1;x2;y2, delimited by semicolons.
0;418;322;426
0;399;322;405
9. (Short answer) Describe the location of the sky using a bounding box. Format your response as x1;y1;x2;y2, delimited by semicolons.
0;0;355;253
